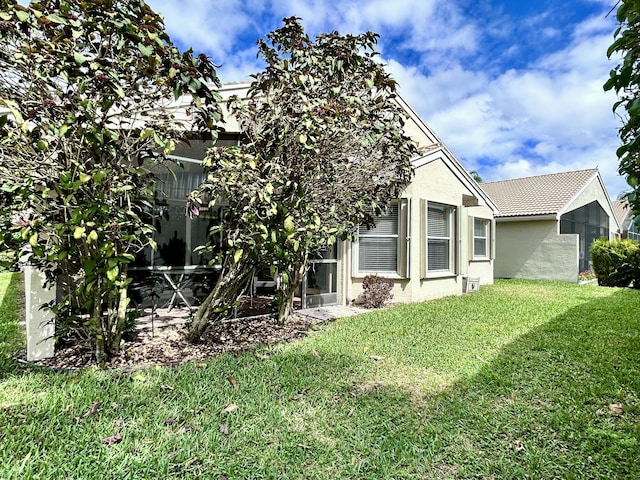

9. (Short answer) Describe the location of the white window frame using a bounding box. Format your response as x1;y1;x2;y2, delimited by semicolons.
353;199;410;278
421;201;457;277
472;217;490;259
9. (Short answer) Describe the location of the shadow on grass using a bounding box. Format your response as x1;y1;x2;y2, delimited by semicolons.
1;285;638;479
0;271;24;378
391;287;640;479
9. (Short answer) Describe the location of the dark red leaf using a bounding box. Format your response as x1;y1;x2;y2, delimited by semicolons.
102;434;122;445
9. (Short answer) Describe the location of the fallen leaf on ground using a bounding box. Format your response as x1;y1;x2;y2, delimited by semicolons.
227;376;238;388
83;402;102;418
177;424;192;434
297;443;312;450
609;403;624;415
219;423;229;435
160;384;174;391
369;355;382;361
102;434;122;445
510;440;525;452
222;403;238;414
312;349;321;359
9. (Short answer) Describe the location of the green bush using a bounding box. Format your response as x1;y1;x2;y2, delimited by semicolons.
590;237;640;288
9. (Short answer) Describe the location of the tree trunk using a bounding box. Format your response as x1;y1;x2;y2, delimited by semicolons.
89;283;106;366
186;258;256;343
275;250;308;324
110;268;129;354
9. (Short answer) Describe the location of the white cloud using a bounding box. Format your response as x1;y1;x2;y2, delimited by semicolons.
142;0;627;195
387;6;626;195
147;0;253;54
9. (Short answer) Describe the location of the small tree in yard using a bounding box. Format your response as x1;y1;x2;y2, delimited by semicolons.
0;0;222;363
187;17;416;342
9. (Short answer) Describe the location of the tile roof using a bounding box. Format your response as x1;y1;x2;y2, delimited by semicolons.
481;168;599;218
612;199;631;227
611;200;631;228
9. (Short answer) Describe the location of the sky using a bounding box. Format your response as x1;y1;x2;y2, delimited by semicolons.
146;0;629;198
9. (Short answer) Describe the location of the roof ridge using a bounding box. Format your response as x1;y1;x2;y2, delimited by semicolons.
481;168;601;218
483;168;598;186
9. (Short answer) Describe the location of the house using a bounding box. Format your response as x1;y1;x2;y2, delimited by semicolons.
137;82;498;308
612;199;640;241
333;95;498;307
481;169;619;282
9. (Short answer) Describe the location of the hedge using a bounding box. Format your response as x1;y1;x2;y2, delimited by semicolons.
590;237;640;288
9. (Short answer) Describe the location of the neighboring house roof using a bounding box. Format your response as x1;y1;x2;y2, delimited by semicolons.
612;199;636;232
481;168;604;219
612;200;629;226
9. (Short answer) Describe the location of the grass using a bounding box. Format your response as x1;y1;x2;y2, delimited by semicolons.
0;275;639;479
0;271;24;374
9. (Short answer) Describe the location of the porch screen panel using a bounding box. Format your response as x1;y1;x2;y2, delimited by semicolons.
358;203;399;273
560;200;609;272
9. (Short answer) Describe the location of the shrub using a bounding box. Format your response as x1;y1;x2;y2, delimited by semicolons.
590;238;640;288
361;275;394;308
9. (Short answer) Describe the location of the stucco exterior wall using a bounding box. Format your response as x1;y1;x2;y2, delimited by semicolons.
342;157;495;305
494;220;580;282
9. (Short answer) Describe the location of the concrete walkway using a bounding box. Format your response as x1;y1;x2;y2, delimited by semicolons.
296;305;367;321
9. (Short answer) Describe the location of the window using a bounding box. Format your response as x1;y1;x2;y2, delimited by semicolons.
426;203;455;273
357;203;399;274
355;200;410;277
473;218;490;258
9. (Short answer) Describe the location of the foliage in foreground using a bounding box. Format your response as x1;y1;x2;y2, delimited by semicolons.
1;280;639;479
0;0;221;362
605;0;640;216
188;17;416;341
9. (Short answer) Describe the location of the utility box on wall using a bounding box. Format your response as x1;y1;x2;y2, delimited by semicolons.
463;276;480;293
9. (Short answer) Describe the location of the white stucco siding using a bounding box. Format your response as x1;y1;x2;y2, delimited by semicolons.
494;220;579;282
344;157;495;305
564;177;618;238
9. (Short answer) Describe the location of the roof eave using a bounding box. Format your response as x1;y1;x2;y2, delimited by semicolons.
495;214;558;222
412;148;500;214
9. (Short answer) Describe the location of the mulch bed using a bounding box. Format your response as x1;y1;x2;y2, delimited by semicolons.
15;296;324;372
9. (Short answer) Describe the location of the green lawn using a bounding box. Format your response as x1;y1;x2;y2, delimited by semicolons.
1;274;639;479
0;271;24;374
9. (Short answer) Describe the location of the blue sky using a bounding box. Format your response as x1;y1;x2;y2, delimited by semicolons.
146;0;627;197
